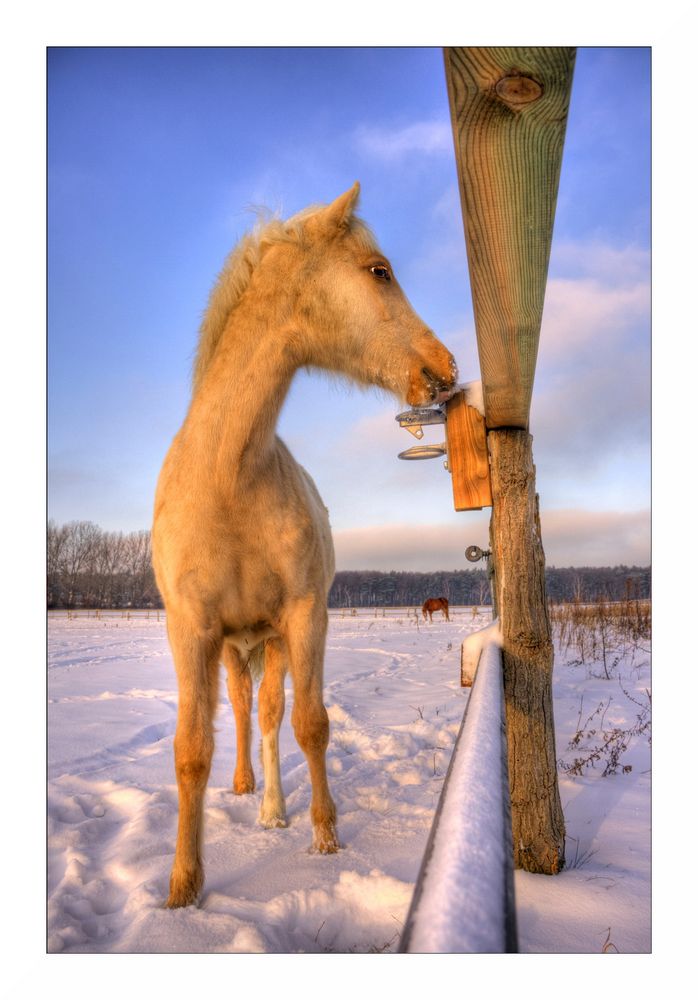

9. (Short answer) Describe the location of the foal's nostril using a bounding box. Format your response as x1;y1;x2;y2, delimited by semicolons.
419;363;457;405
421;368;443;402
421;367;437;395
422;367;452;393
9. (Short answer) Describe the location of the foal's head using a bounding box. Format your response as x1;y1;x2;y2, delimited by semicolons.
280;183;457;406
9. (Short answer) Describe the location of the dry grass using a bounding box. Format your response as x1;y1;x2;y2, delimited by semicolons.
552;596;652;778
550;597;650;679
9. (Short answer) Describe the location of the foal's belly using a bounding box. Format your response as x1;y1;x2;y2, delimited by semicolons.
222;620;280;657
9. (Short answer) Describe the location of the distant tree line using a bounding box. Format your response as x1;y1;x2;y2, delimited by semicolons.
48;520;159;609
328;566;650;607
328;569;492;608
47;521;650;609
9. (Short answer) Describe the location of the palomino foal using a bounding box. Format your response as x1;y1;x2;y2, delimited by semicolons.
152;183;456;907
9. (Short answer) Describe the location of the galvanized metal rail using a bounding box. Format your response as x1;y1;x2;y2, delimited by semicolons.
399;640;517;953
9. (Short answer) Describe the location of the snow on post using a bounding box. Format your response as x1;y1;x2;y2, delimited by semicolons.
399;640;517;953
461;618;501;686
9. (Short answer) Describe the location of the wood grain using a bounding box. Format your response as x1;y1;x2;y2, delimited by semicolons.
444;47;576;429
445;391;492;511
488;428;565;873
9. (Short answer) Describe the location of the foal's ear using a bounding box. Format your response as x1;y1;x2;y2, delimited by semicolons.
322;182;361;230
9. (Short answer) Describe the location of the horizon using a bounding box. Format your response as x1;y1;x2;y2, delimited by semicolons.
47;514;650;575
48;46;650;571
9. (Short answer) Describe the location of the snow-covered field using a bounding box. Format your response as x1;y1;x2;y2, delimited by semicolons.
47;608;650;955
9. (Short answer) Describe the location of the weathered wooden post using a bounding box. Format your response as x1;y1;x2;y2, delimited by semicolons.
444;46;576;874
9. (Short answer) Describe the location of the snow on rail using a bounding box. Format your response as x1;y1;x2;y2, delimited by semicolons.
399;638;517;953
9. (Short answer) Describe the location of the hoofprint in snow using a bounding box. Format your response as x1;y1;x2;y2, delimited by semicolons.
47;608;650;954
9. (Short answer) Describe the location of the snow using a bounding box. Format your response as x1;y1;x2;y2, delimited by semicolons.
461;379;485;416
460;617;501;684
46;608;650;955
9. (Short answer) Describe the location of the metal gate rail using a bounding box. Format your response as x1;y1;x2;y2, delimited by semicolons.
399;640;517;953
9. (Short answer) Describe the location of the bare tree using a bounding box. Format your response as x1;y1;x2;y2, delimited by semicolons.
122;530;154;605
47;520;69;606
93;530;126;606
61;521;101;607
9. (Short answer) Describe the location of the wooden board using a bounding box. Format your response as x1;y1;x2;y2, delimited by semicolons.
445;391;492;511
444;47;576;429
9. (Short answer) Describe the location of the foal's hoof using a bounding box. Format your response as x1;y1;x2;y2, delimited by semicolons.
233;772;255;795
259;813;288;829
259;800;287;828
166;868;202;909
312;823;340;854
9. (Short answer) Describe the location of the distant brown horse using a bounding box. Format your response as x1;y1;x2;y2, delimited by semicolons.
152;183;457;908
422;597;450;622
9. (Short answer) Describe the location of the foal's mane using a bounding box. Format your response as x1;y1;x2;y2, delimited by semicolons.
192;203;376;394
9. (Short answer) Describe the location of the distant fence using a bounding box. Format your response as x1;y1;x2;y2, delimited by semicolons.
399;638;517;953
47;608;165;621
47;600;648;621
47;606;490;622
328;606;486;620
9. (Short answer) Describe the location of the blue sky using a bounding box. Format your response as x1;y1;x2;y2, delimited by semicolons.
48;46;650;569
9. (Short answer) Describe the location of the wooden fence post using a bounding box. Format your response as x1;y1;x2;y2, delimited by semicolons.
488;429;565;873
444;47;576;428
444;46;574;874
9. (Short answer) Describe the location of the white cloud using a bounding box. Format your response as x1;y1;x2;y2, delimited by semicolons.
531;354;650;471
333;520;489;572
540;276;649;364
550;240;650;284
332;508;650;571
354;119;453;161
540;509;650;567
529;239;650;479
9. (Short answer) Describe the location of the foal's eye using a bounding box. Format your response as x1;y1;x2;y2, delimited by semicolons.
370;264;391;281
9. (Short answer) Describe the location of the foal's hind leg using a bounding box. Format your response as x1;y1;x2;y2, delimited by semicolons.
285;598;338;853
167;617;222;908
258;638;287;828
223;644;255;794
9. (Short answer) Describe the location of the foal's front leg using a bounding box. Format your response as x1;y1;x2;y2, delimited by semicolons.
167;620;221;908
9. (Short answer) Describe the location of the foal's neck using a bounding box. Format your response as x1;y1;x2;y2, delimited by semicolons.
188;299;299;479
